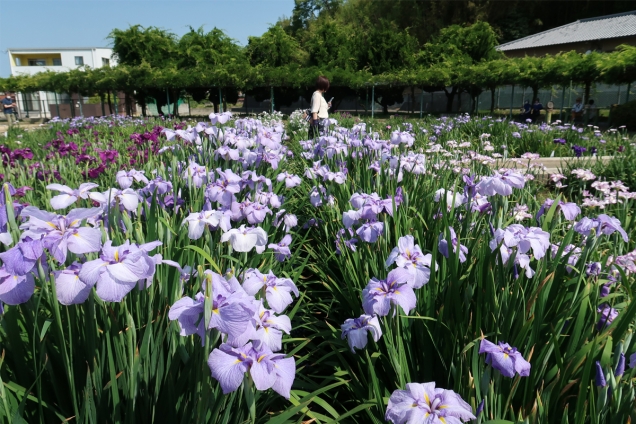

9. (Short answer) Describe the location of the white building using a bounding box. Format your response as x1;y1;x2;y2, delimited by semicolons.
6;47;116;118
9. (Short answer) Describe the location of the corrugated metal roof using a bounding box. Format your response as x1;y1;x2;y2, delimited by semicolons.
497;11;636;51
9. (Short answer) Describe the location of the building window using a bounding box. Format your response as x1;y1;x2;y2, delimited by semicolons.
28;59;46;66
14;57;22;66
75;56;84;66
102;57;110;66
53;58;62;66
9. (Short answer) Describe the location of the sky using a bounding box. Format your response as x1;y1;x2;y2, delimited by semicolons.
0;0;295;77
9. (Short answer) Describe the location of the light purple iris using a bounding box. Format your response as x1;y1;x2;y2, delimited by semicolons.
268;234;292;262
479;339;531;378
276;172;302;189
168;270;257;345
476;171;525;196
362;268;415;316
116;169;149;189
46;183;99;209
574;214;629;242
53;262;94;305
597;304;619;330
18;207;102;264
244;203;272;225
341;314;382;353
356;221;384;243
385;235;434;288
536;199;581;222
209;111;232;125
89;188;140;212
251;303;292;352
490;224;550;279
207;341;295;398
182;210;231;240
0;236;44;276
0;266;36;305
79;240;161;302
207;168;242;207
438;227;468;263
386;382;475;424
242;269;299;313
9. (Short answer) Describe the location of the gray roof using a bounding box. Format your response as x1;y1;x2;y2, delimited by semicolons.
497;11;636;51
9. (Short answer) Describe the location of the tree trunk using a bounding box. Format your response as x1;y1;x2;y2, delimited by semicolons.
444;87;457;113
172;90;178;116
584;81;591;104
411;86;415;114
490;87;496;114
532;86;539;104
107;91;113;115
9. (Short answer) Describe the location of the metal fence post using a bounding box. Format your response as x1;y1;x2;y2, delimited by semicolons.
559;85;566;121
509;85;514;119
371;85;375;119
188;98;191;116
166;89;170;116
219;87;223;113
270;86;274;113
114;92;119;116
23;93;29;118
419;88;424;119
54;92;60;117
626;82;632;103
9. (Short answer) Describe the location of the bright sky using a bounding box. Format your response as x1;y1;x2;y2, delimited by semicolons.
0;0;295;77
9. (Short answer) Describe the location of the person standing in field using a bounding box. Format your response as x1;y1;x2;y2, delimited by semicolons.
2;93;17;128
309;76;332;138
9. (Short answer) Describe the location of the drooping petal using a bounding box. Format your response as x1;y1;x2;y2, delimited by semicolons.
67;227;102;255
208;347;249;394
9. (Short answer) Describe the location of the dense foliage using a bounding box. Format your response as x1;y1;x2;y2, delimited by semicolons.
0;112;635;423
1;21;635;114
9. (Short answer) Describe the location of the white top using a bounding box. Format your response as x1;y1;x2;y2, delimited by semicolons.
310;91;329;119
572;102;584;113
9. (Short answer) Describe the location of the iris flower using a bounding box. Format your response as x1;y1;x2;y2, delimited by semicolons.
207;341;295;398
479;339;531;378
221;225;268;253
242;269;298;313
362;268;415;316
341;314;382;353
386;382;475;424
79;240;161;302
46;183;98;209
385;235;434;288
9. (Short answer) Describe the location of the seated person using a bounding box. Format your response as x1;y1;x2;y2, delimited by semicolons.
571;98;584;122
521;100;531;120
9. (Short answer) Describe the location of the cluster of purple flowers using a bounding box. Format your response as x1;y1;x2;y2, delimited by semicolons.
490;224;551;278
169;268;297;398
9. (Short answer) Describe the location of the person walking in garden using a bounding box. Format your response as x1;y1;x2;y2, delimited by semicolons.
571;97;584;122
521;100;532;121
2;92;17;128
531;98;543;122
309;76;332;138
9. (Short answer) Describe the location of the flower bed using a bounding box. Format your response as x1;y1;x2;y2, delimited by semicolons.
0;112;635;423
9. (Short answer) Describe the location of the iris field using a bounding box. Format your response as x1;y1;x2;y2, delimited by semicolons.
0;111;635;423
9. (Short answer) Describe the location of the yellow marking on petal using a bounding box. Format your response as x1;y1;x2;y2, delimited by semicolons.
424;393;430;405
257;354;267;363
73;233;80;237
406;249;410;256
233;359;242;364
46;222;56;228
504;353;509;359
70;220;79;226
264;327;269;333
440;418;446;424
240;353;247;359
213;308;219;314
114;251;119;262
272;286;278;291
263;276;267;282
259;310;265;319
